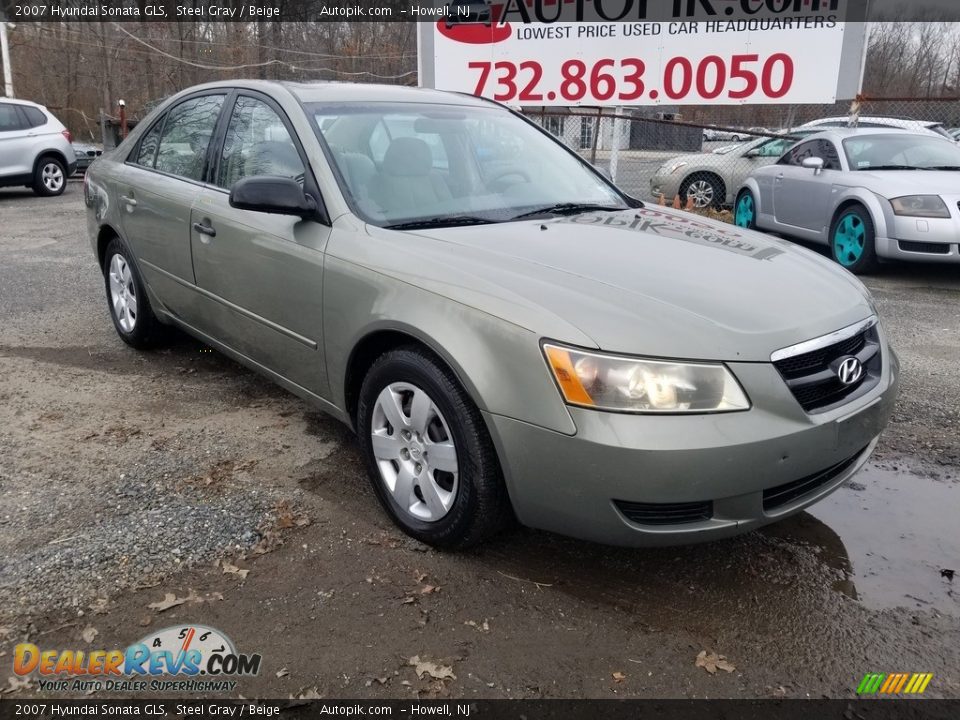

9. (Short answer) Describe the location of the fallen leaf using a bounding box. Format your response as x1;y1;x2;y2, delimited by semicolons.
222;561;250;579
401;597;416;605
138;616;152;627
695;650;736;674
414;570;428;583
81;626;98;644
408;655;456;681
297;687;322;700
276;668;289;678
148;593;187;613
89;598;109;615
612;671;626;683
420;584;439;595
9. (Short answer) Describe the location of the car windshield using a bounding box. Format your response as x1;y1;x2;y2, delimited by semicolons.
842;134;960;170
307;102;629;228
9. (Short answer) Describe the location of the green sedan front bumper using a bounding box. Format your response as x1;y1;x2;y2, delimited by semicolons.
484;352;899;547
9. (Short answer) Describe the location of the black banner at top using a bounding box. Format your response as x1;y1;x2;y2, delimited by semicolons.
1;0;960;23
3;0;958;23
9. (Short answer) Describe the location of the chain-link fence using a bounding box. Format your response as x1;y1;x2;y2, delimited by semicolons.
524;98;960;209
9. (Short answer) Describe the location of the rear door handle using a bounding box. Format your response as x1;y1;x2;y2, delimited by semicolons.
193;222;216;238
120;194;137;206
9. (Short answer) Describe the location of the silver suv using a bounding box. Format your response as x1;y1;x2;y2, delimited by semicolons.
0;98;76;196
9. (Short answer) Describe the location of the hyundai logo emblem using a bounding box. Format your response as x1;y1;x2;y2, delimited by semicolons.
836;356;864;386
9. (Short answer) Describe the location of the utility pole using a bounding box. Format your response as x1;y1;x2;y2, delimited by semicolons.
0;20;13;98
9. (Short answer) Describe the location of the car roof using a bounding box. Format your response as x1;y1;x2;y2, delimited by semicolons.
0;97;45;109
160;79;493;109
803;128;942;141
801;116;941;129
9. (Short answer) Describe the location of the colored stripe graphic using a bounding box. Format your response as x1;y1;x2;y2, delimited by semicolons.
857;672;932;694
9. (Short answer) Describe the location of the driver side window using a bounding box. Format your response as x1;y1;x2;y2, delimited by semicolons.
217;96;304;189
778;140;821;167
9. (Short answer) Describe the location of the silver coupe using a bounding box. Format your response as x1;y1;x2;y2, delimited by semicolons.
736;129;960;273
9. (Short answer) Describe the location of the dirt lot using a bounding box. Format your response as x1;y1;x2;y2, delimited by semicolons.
0;185;958;700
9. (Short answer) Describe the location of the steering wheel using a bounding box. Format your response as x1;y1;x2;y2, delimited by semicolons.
488;167;531;191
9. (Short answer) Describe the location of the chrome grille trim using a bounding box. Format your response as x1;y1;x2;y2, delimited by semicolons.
770;315;878;363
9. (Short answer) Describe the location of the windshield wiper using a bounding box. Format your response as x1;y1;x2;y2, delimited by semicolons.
925;165;960;171
384;216;497;231
859;164;928;171
510;202;624;221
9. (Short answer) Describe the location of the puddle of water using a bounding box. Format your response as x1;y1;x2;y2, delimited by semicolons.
771;463;958;614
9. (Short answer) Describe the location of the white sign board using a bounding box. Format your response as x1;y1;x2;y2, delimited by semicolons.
421;20;864;106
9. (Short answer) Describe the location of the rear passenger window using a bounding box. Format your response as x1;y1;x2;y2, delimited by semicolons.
154;94;225;181
22;107;46;128
0;104;23;132
134;120;163;168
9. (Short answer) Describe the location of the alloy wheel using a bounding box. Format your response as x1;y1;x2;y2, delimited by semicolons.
41;162;64;193
370;382;459;522
735;194;754;227
108;254;138;332
686;179;715;208
833;213;865;267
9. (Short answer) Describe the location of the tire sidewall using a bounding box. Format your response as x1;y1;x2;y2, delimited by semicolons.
357;350;487;547
681;173;723;209
734;189;757;229
34;156;67;197
830;205;877;274
103;237;156;347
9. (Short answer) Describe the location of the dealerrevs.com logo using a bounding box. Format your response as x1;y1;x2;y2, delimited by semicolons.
14;625;262;693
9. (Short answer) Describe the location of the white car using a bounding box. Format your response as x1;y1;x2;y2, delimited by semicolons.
0;98;77;196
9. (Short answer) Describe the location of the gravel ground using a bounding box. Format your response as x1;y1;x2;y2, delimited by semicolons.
0;185;957;699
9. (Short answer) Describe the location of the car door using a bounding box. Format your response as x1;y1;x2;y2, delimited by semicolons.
189;92;332;398
0;103;31;178
772;139;838;231
119;92;227;318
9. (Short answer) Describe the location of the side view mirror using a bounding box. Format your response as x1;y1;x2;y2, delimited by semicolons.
801;156;825;175
745;148;762;158
229;176;317;218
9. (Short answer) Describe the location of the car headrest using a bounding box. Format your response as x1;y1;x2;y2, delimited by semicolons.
382;137;433;177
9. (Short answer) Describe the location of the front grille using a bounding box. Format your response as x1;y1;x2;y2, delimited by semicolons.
614;499;713;526
898;240;951;255
763;446;867;511
773;322;882;413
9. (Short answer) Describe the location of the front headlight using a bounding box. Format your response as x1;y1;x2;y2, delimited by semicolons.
890;195;950;218
543;343;750;414
666;161;688;175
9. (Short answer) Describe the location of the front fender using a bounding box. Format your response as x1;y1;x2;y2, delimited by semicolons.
829;188;892;240
322;254;577;436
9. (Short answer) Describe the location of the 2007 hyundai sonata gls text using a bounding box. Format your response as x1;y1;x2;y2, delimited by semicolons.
85;81;899;548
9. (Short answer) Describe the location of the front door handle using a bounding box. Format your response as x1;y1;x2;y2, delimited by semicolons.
192;222;216;238
120;194;137;206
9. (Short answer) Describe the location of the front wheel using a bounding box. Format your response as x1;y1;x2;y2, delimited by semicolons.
830;206;878;274
680;173;724;209
734;190;757;229
357;347;510;549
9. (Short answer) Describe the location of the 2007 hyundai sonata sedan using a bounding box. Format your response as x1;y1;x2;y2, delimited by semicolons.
85;81;899;548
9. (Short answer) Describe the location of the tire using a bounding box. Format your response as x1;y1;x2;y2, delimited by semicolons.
829;205;878;274
32;155;67;197
734;189;757;229
680;172;724;209
102;237;166;349
357;346;510;549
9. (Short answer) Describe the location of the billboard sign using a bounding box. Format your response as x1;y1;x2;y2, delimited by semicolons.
418;3;868;106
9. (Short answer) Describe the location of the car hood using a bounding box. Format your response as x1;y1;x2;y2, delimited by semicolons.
367;207;874;362
847;169;960;195
656;151;742;170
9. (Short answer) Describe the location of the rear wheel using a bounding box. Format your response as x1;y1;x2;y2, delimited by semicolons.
734;189;757;229
357;347;510;549
830;206;878;274
103;237;166;349
33;156;67;196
